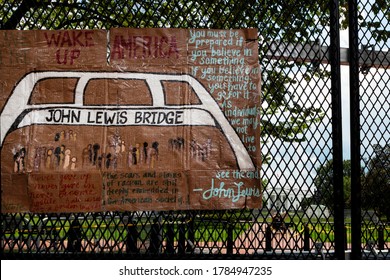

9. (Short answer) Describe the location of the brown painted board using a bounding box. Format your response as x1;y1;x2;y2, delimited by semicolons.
0;28;261;213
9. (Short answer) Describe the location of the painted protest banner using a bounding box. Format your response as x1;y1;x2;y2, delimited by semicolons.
0;28;261;213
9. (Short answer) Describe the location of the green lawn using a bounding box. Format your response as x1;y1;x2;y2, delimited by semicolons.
2;213;389;248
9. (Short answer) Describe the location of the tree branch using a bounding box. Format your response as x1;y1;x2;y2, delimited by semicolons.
2;0;39;29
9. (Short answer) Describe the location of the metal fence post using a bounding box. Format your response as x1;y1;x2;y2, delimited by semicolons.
226;222;233;254
348;0;363;260
67;219;81;253
125;216;138;254
178;218;186;254
304;224;310;251
329;0;346;260
149;217;162;254
265;225;272;251
186;211;195;253
378;225;385;251
166;220;175;254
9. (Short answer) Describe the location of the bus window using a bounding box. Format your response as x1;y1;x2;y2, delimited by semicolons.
162;81;202;105
29;78;78;105
84;78;153;105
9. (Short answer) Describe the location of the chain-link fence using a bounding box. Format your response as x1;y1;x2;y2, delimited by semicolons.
351;0;390;260
0;0;389;259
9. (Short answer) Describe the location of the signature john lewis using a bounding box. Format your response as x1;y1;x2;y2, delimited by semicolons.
193;178;261;203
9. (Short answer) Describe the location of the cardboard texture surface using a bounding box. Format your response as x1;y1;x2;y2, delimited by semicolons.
0;28;261;213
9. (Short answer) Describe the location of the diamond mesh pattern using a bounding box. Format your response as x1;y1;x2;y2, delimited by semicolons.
0;0;389;259
358;0;390;260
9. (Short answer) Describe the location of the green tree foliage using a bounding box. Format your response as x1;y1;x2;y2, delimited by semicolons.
362;144;390;221
359;0;390;43
302;159;352;213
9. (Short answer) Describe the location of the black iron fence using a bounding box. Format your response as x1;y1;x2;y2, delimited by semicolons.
1;0;389;259
2;211;389;259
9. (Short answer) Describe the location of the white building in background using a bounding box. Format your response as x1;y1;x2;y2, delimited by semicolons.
263;185;311;212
